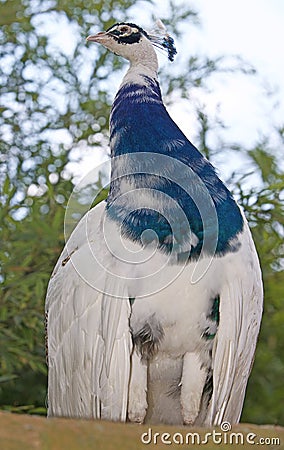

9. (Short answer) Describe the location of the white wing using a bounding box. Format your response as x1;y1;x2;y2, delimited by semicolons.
46;201;132;420
206;218;263;425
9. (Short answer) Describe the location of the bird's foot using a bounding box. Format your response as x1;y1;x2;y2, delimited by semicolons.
181;352;208;426
128;389;147;423
128;409;147;424
181;399;200;425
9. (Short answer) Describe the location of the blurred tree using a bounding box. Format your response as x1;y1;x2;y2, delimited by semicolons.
0;0;141;413
0;0;283;424
235;143;284;425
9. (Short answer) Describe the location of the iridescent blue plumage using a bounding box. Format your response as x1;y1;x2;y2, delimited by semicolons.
107;76;243;258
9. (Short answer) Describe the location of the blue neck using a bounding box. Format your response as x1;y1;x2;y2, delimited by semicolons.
106;75;243;259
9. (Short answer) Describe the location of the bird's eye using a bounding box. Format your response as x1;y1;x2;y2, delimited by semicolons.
119;26;131;35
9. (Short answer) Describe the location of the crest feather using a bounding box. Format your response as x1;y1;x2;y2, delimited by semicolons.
147;19;177;62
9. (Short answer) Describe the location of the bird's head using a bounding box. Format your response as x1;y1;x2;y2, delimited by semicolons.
87;21;177;65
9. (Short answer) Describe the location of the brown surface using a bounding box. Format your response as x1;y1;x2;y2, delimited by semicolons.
0;411;283;450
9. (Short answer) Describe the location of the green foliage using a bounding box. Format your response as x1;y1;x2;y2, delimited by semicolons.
0;169;71;408
0;0;283;424
234;146;284;425
0;0;136;413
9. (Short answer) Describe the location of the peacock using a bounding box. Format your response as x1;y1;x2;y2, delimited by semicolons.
45;21;263;426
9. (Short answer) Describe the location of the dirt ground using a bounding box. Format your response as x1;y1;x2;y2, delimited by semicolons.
0;411;283;450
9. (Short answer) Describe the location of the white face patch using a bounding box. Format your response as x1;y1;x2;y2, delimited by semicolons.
107;24;140;39
118;25;139;37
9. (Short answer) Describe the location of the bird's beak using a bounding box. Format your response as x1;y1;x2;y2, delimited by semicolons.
86;31;109;43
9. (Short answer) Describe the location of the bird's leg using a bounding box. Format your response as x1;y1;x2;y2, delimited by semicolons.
180;352;207;425
128;350;148;423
